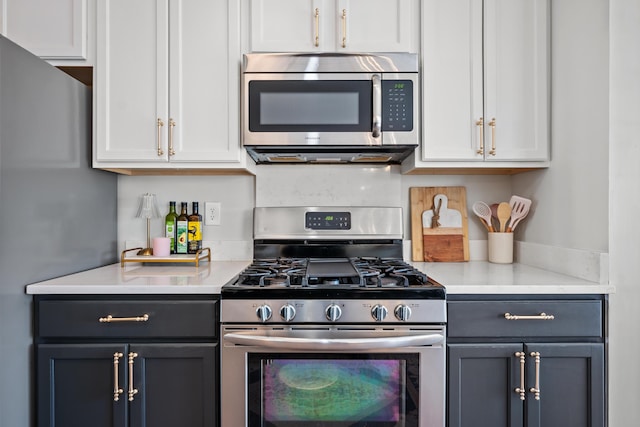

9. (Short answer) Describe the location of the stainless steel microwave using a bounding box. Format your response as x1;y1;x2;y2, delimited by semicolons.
241;53;419;164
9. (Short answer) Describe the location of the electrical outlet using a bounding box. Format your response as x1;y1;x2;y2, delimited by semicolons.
205;202;221;225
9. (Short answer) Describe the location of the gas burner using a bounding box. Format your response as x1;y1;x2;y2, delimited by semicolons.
233;256;434;290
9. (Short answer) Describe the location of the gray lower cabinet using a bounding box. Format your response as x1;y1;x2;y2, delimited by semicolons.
447;296;605;427
34;296;219;427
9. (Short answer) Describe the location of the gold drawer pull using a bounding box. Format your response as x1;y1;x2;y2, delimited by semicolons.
529;351;541;400
504;312;555;321
99;314;149;323
514;351;526;400
476;117;484;155
113;352;124;402
128;352;138;401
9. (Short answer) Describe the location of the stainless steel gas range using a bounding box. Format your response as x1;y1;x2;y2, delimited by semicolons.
220;207;446;427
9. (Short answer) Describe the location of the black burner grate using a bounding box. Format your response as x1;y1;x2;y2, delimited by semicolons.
235;257;429;289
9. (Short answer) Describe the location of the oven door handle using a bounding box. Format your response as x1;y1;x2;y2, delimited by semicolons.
223;332;444;350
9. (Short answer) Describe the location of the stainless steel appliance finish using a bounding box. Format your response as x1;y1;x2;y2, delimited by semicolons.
242;53;419;164
220;206;446;427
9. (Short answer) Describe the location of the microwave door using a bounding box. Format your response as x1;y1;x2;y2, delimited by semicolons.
243;73;381;147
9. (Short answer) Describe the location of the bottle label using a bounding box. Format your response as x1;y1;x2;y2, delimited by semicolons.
165;220;175;253
176;220;188;253
187;220;202;253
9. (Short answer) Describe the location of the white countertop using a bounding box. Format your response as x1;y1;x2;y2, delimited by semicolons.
25;260;614;295
413;261;614;295
25;261;252;294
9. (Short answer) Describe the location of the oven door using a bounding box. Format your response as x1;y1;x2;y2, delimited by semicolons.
221;325;445;427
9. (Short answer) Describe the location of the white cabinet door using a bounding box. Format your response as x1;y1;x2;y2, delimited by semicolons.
483;0;549;161
417;0;549;166
0;0;87;59
95;0;169;163
250;0;327;52
422;0;483;161
336;0;417;53
169;0;240;162
249;0;417;53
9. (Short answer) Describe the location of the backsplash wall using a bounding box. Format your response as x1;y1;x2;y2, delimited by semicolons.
118;166;512;260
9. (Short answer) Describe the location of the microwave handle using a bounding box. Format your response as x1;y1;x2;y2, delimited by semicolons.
372;74;382;138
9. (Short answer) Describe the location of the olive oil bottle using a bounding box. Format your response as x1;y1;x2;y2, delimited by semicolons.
176;202;189;254
187;202;203;254
165;201;178;254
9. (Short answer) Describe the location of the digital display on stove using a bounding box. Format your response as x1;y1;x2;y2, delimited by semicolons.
305;211;351;230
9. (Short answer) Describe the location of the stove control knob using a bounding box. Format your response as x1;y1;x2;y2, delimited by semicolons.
325;304;342;322
280;304;296;322
371;304;388;322
394;304;412;322
256;305;272;322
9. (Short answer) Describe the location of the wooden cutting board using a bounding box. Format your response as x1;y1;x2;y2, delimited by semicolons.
410;186;469;262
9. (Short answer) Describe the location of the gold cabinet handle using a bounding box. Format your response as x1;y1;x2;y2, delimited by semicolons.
529;352;541;400
504;312;555;321
341;9;347;48
156;118;164;156
488;117;496;156
514;351;526;400
168;118;176;156
113;352;124;402
475;117;484;155
128;352;138;401
99;314;150;323
314;8;320;47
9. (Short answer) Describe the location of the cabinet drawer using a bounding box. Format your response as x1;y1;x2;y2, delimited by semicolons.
37;300;217;339
448;300;602;338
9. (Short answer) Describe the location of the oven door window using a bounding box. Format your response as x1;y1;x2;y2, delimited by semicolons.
247;353;419;427
248;80;372;132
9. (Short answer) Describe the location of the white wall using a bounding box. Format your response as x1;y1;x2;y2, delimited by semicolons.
608;0;640;425
513;0;609;254
118;167;513;260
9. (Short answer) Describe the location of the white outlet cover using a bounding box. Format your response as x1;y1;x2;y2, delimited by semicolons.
205;202;221;225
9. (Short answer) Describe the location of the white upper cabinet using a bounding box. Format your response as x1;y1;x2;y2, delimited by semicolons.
249;0;418;53
0;0;91;63
94;0;253;173
405;0;549;172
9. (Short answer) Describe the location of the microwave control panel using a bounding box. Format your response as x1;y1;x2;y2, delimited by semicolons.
382;80;413;132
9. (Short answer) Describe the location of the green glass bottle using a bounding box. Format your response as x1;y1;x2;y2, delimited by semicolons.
164;201;178;254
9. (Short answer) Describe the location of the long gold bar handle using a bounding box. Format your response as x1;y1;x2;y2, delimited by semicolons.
514;351;526;400
529;352;541;400
99;314;150;323
128;352;138;401
504;313;555;321
476;117;484;155
488;118;497;155
156;118;164;156
168;118;176;156
113;352;124;402
341;9;347;48
314;8;320;47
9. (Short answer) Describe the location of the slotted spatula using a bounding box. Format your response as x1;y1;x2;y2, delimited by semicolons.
507;195;532;232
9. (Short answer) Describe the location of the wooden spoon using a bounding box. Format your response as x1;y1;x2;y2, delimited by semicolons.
497;202;511;232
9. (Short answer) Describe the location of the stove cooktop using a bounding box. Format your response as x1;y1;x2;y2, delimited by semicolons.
222;257;446;300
